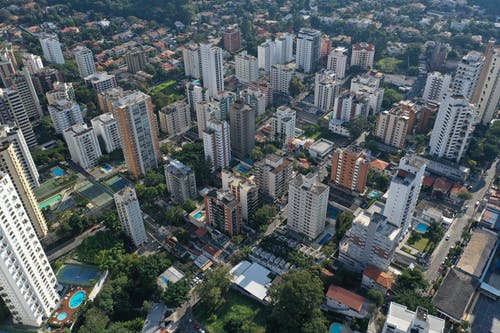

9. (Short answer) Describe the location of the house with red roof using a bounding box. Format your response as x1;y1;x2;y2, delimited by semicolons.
432;177;452;197
325;285;371;318
362;266;395;293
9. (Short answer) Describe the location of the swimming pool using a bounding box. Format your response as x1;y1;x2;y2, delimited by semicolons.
160;275;169;285
102;164;112;172
69;290;86;309
56;312;67;321
193;211;204;220
39;194;63;209
330;323;345;333
327;205;340;220
51;166;65;177
416;223;429;233
237;165;249;173
368;191;381;199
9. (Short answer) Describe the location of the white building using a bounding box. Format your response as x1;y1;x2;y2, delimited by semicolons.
164;159;197;204
0;88;37;147
429;94;476;163
295;28;321;73
0;172;59;327
240;88;266;116
0;124;39;188
422;72;452;104
254;153;293;200
258;39;276;73
472;44;500;125
350;72;385;114
74;46;97;78
382;302;445;333
195;101;221;138
235;51;259;84
91;113;122;153
327;47;348;80
48;99;83;134
200;43;224;96
158;100;191;137
46;82;75;105
182;43;201;79
331;91;368;124
222;170;259;222
271;105;296;148
287;173;329;240
314;70;340;112
84;72;117;92
10;68;43;119
384;157;425;236
114;187;148;247
203;119;231;170
275;32;294;64
63;123;102;169
39;33;64;64
451;51;484;101
270;64;294;95
351;43;375;69
185;80;209;116
21;53;43;74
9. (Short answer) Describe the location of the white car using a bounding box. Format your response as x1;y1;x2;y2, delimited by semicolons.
445;234;450;241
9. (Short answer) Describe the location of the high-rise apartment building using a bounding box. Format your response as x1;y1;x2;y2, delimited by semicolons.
429;94;476;163
222;170;259;222
200;43;224;96
48;99;83;134
0;45;17;87
0;173;58;327
384;157;426;236
164;159;197;204
295;28;321;73
258;39;276;73
230;100;255;160
314;70;340;112
39;33;65;64
375;101;417;148
91;113;122;153
114;187;148;247
10;68;43;119
213;91;236;121
0;124;39;188
472;43;500;125
451;51;484;101
0;89;37;147
63;123;102;169
254;153;293;200
330;146;370;193
287;173;329;240
97;87;125;114
74;46;96;78
240;87;266;116
204;189;241;236
0;142;48;237
222;27;241;52
84;72;118;92
21;53;43;75
203;119;231;170
351;43;375;69
422;72;452;104
270;64;294;95
275;32;294;64
271;105;296;148
182;44;201;79
46;82;75;105
327;47;348;80
158;100;191;137
331;90;369;124
112;91;160;178
30;67;64;95
350;71;385;114
195;101;221;139
235;51;259;84
125;48;148;73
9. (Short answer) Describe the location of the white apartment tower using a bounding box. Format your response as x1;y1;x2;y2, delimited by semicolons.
21;53;43;74
271;106;296;148
332;91;368;123
327;47;348;80
295;28;321;73
195;101;221;138
222;170;259;222
270;64;294;94
258;39;276;73
254;153;293;200
451;51;484;101
158;100;191;137
182;43;201;79
429;94;476;163
422;72;452;104
91;113;122;153
351;43;375;69
185;80;209;116
235;51;259;84
74;46;97;78
39;33;65;64
314;70;340;112
0;173;59;327
275;32;294;64
0;125;39;188
63;124;102;169
164;159;197;205
114;187;148;247
472;44;500;125
203;119;231;170
46;82;75;105
240;88;266;116
384;157;425;236
10;68;43;119
382;302;445;333
287;173;329;240
200;43;224;96
0;88;37;147
48;99;83;134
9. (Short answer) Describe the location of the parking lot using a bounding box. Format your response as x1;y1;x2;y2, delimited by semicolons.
470;294;500;333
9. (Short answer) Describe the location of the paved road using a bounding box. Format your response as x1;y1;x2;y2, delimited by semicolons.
47;225;106;261
425;159;498;282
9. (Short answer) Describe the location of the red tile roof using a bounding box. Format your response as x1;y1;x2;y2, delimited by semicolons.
370;159;389;171
353;42;374;51
363;266;395;290
423;175;435;187
195;227;208;238
326;285;365;312
434;177;452;193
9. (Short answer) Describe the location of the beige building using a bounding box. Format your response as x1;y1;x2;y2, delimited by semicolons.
375;101;417;148
351;43;375;69
158;100;191;137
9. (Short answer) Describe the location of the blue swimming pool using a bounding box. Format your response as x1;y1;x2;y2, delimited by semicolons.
416;223;429;233
237;165;249;173
193;212;204;220
327;205;340;219
319;233;333;245
102;164;112;172
330;323;344;333
160;275;169;284
51;167;65;177
69;290;86;309
368;191;381;199
57;312;67;321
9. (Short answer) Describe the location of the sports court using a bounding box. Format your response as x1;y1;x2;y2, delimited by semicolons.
76;180;113;207
104;175;131;192
56;263;101;286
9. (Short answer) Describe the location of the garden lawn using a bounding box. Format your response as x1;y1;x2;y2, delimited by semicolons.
193;290;266;333
150;80;176;95
408;237;430;253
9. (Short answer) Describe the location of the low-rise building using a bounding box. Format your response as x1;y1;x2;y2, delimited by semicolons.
325;285;370;318
382;302;445;333
362;266;395;294
230;261;273;304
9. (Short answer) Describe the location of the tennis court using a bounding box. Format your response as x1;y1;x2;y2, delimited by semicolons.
76;180;113;207
104;175;130;192
56;263;101;286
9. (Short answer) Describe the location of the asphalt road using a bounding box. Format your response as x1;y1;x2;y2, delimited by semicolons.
424;159;498;282
47;225;106;261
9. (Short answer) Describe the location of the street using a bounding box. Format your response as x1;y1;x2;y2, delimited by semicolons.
424;159;498;282
46;225;106;261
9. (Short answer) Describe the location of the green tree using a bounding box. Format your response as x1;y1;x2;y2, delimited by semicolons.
250;146;264;161
165;206;185;226
426;221;444;245
252;205;276;227
394;267;428;292
196;266;231;311
382;88;403;109
173;228;190;244
162;280;190;308
367;289;384;306
77;307;109;332
289;76;304;97
182;199;197;213
457;189;472;200
335;211;354;241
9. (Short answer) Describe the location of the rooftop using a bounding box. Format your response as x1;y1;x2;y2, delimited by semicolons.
326;285;366;313
230;261;273;301
456;228;497;278
363;266;395;290
385;302;445;333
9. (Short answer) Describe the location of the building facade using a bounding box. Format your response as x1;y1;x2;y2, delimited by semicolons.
270;64;294;95
254;153;293;200
451;51;484;101
222;27;241;52
164;159;197;204
314;70;340;112
472;44;500;125
327;47;348;80
204;189;241;236
74;46;96;78
158;100;191;137
125;48;148;73
200;43;224;96
203;119;231;170
330;146;370;193
222;170;259;222
351;43;375;69
91;113;122;153
84;72;118;92
48;99;83;134
21;53;43;75
229;101;255;160
114;187;148;247
422;72;452;104
63;123;102;169
295;28;321;73
39;33;64;64
235;51;259;84
271;106;296;148
375;101;417;148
